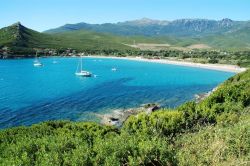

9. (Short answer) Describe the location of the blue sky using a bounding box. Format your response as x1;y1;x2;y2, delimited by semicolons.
1;0;249;31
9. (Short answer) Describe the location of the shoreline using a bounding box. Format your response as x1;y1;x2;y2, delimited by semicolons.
85;55;247;73
1;55;247;73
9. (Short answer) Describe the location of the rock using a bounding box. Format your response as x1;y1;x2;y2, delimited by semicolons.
151;105;160;111
97;103;161;127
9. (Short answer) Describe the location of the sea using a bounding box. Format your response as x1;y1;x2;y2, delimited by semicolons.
0;57;234;128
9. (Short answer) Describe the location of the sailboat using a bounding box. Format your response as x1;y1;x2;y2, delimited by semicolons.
52;57;58;64
111;67;117;71
33;52;43;67
75;56;92;77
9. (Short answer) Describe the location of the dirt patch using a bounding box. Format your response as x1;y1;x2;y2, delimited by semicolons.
124;43;170;51
187;44;211;49
124;43;211;51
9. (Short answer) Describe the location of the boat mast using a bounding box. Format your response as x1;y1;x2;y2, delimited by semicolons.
81;52;85;71
80;56;83;71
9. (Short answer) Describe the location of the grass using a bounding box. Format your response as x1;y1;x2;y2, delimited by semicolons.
175;108;250;166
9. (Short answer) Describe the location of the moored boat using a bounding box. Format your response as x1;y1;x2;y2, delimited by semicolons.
33;52;43;67
75;56;92;77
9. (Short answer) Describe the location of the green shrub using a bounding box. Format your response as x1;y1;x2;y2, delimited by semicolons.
175;111;250;166
123;110;184;137
208;58;219;64
94;133;176;165
216;112;240;126
177;101;200;129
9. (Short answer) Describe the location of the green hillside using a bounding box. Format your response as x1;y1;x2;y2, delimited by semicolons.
0;22;168;55
1;22;250;57
0;22;62;48
200;27;250;49
0;69;249;165
56;26;250;50
53;30;164;50
44;18;249;38
0;23;142;54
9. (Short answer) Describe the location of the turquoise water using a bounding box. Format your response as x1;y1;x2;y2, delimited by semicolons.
0;57;234;128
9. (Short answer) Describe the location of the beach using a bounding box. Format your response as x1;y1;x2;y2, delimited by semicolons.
85;55;247;73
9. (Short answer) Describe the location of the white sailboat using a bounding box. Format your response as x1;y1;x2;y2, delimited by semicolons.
33;52;43;67
52;57;58;64
111;67;117;71
75;56;92;77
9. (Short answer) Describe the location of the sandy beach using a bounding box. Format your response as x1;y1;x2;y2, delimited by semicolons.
85;55;247;73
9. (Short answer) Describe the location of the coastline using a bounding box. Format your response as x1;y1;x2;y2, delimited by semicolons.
85;55;247;73
1;55;247;73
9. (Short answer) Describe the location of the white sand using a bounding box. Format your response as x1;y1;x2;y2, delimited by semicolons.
85;55;247;73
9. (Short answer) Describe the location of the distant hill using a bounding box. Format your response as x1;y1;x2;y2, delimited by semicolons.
199;26;250;49
44;18;250;37
1;20;250;55
0;22;71;49
0;22;160;54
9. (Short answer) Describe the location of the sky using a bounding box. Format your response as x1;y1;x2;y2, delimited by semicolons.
1;0;249;32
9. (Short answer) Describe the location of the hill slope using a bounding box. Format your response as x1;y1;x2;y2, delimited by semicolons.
0;23;150;54
45;18;250;37
0;22;62;48
43;18;250;49
1;21;250;55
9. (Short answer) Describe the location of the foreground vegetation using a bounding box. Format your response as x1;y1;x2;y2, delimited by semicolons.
0;69;249;165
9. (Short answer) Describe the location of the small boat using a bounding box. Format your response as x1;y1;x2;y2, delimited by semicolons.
111;68;117;71
52;57;58;64
75;56;92;77
34;60;43;67
75;70;92;77
33;52;43;67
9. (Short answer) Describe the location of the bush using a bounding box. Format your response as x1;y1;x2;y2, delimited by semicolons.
216;112;239;126
208;58;219;64
123;110;184;137
175;111;250;166
94;133;176;165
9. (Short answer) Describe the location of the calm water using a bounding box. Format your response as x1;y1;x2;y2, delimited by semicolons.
0;57;234;128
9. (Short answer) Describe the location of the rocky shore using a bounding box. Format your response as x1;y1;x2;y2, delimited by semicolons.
194;87;218;103
95;103;160;127
97;87;219;127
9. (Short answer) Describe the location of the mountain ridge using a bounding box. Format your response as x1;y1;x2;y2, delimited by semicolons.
1;21;250;56
44;18;250;37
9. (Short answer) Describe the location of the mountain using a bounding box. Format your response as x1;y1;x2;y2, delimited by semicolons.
0;22;168;55
0;22;66;49
44;18;250;37
118;18;169;26
0;22;174;53
1;21;250;56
